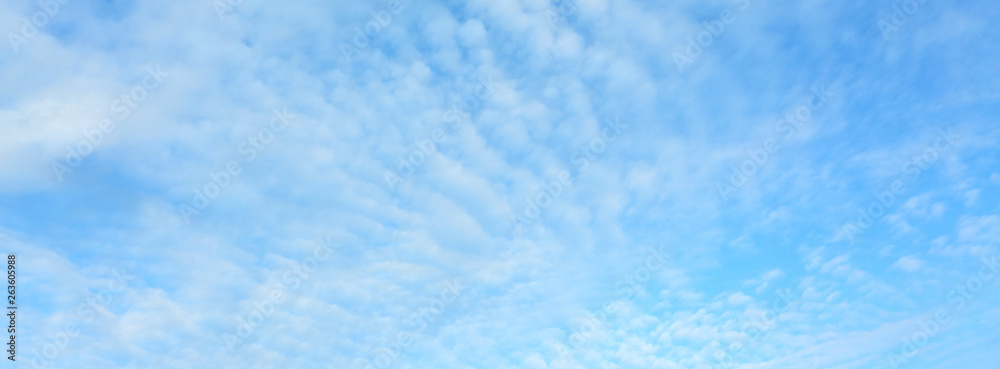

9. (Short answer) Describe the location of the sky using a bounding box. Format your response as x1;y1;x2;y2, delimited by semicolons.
1;0;999;368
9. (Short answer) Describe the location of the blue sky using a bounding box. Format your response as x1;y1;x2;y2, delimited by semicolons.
1;0;999;368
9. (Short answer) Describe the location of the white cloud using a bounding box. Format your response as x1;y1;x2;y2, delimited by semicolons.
892;255;924;273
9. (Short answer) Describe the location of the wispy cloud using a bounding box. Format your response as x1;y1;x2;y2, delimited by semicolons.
1;0;999;368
